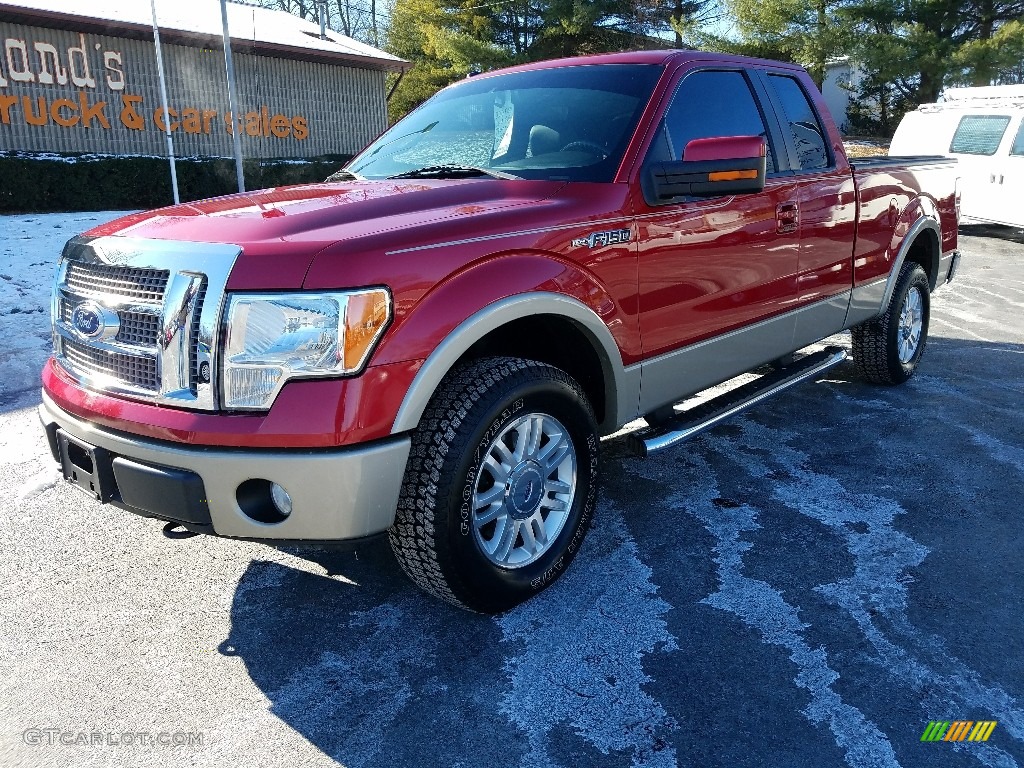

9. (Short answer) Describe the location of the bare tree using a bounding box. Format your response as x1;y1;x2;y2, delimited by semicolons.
248;0;381;44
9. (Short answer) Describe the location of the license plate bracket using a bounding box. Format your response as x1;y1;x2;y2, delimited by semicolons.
56;430;116;503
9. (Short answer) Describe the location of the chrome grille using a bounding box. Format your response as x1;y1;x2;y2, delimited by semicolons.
62;338;159;391
65;262;169;302
116;310;161;347
189;281;208;395
52;236;238;411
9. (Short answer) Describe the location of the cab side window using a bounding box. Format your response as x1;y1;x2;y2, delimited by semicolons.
657;70;776;173
767;74;830;171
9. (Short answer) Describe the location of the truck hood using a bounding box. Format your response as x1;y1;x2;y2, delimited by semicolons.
83;179;564;289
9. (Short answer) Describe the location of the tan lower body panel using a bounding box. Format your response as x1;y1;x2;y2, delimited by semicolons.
40;392;411;540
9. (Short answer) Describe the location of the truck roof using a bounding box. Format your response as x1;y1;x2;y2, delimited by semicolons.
469;49;808;78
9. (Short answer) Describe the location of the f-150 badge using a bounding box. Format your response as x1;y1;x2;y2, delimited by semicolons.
572;228;632;249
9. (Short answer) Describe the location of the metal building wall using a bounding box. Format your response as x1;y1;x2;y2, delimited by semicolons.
0;20;388;158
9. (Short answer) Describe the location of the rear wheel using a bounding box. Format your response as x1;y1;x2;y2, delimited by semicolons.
852;262;931;384
389;357;599;613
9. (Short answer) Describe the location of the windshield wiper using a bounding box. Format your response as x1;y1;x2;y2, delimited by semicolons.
387;165;521;180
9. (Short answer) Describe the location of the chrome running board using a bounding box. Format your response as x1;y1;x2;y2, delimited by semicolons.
628;346;848;457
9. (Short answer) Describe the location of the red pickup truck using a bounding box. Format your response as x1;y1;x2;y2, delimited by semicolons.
40;50;960;613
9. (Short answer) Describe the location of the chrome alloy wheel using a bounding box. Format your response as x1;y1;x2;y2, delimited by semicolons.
898;285;924;363
471;412;577;568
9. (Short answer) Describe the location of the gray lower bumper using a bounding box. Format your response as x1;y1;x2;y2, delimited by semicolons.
39;392;411;541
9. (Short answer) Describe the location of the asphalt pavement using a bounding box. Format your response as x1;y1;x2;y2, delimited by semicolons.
0;222;1021;768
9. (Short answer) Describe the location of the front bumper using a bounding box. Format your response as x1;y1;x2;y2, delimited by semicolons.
39;392;411;541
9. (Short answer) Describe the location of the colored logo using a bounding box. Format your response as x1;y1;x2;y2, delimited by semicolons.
921;721;997;742
71;301;103;339
70;301;119;341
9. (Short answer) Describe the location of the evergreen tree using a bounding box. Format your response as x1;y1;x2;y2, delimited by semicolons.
847;1;1024;101
383;0;686;119
384;0;510;120
726;0;852;88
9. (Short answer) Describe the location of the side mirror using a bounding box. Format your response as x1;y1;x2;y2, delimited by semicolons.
642;135;767;205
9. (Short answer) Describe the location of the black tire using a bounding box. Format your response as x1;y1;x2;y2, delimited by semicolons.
389;357;599;613
851;262;931;385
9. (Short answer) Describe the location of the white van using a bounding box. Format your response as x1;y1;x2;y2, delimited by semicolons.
890;85;1024;228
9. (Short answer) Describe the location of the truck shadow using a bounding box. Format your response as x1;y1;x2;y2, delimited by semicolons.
960;222;1024;244
216;541;518;767
0;389;46;416
217;335;1024;768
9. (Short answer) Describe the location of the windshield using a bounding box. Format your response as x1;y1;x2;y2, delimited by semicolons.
348;64;663;182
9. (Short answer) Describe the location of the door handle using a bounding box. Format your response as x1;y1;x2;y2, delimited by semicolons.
777;201;799;234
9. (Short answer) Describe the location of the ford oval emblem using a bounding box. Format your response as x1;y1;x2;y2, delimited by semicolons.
71;301;112;340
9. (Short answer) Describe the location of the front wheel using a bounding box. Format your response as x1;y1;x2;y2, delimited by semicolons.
389;357;599;613
852;262;931;385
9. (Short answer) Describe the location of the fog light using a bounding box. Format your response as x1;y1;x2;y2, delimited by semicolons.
236;479;292;524
270;483;293;517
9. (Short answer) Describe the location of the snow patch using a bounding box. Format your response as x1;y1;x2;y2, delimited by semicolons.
722;418;1024;763
0;211;127;401
496;507;679;768
0;413;50;465
636;449;901;768
16;465;61;503
914;376;1024;475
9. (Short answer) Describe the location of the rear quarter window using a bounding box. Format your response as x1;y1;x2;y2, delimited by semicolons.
767;74;830;171
949;115;1011;155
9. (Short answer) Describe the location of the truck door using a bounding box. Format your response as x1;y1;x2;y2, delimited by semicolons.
634;67;801;411
759;71;856;339
949;112;1014;224
987;115;1024;227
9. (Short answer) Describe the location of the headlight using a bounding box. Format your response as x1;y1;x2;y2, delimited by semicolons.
222;288;391;410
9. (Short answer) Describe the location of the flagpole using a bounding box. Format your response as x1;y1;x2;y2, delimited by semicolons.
150;0;179;204
220;0;246;192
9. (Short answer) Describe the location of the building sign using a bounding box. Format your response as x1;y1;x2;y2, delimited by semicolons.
0;31;308;140
0;15;390;160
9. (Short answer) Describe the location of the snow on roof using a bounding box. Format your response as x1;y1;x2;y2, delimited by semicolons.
0;0;407;72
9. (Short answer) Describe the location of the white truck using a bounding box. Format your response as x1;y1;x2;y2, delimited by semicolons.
890;85;1024;229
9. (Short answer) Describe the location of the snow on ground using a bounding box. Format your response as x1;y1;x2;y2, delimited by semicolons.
0;211;130;408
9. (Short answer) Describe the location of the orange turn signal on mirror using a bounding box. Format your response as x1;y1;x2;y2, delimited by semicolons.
708;169;759;182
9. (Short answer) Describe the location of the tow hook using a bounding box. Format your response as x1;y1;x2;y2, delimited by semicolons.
162;521;201;539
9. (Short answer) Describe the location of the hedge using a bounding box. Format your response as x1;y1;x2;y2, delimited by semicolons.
0;153;352;213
